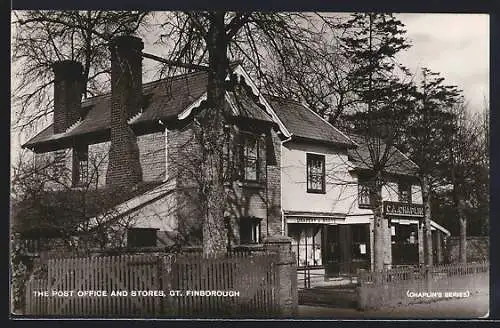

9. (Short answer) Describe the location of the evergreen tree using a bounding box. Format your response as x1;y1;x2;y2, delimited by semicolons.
337;13;412;271
399;68;462;266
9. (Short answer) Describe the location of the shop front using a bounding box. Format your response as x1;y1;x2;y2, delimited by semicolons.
286;215;370;277
384;201;449;266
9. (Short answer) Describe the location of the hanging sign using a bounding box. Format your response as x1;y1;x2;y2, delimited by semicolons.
383;201;424;217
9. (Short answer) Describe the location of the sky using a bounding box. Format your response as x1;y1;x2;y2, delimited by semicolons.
10;12;490;167
395;13;489;113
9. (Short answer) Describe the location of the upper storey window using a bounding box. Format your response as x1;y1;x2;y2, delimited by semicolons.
238;132;266;183
398;182;412;203
72;145;88;187
306;153;325;193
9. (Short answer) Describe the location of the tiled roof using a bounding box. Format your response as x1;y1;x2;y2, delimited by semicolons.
266;95;355;148
346;133;419;177
23;70;210;149
23;68;280;149
226;87;274;123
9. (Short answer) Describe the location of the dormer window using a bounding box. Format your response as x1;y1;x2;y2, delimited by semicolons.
72;145;88;187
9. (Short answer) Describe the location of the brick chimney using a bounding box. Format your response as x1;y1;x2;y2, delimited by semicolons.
105;35;144;189
52;60;83;134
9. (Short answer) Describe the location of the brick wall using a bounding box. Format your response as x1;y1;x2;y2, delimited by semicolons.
106;36;144;189
137;132;166;182
52;60;83;134
167;122;283;245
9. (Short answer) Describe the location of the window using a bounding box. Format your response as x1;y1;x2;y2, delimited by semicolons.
239;217;261;244
306;153;325;193
239;132;266;182
351;224;369;260
127;228;158;248
358;180;375;208
72;145;88;187
398;182;412;203
288;224;322;267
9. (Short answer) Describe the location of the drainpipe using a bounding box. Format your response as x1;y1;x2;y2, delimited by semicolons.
280;134;293;236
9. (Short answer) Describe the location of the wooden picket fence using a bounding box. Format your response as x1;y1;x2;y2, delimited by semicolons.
357;261;490;309
358;261;489;284
24;252;279;317
172;252;279;316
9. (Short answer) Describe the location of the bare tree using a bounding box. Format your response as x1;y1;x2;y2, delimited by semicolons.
448;102;489;263
11;10;149;132
151;11;342;256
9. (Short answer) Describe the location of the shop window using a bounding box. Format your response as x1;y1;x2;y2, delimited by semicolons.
288;224;322;267
306;153;325;193
127;228;158;248
351;224;369;260
72;145;88;187
398;182;412;203
240;217;261;244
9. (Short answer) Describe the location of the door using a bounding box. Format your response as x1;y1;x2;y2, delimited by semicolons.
339;225;352;274
323;225;340;277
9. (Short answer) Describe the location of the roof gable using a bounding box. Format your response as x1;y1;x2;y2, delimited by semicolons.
346;133;420;177
267;95;355;148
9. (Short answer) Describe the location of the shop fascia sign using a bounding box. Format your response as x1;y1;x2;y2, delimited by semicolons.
287;217;340;224
383;201;424;217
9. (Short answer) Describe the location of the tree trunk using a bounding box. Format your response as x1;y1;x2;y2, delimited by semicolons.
422;175;433;266
458;198;467;263
199;12;230;257
372;173;386;272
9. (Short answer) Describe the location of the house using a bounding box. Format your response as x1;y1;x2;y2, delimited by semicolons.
273;103;450;276
19;35;450;274
21;35;288;252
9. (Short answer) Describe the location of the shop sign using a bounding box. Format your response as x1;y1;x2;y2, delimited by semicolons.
383;201;424;217
287;217;339;224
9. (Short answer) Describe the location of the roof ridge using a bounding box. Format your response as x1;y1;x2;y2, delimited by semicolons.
80;69;208;106
298;102;356;147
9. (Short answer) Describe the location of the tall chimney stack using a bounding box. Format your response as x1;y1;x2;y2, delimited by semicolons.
105;35;144;189
52;60;83;134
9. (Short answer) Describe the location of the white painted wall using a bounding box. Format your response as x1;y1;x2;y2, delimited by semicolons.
281;141;359;214
281;141;423;217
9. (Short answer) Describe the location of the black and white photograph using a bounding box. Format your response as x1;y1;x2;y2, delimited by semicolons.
9;10;490;319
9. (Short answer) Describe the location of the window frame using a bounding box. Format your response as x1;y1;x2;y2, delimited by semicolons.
239;131;266;183
358;177;376;209
239;217;262;244
306;153;326;194
72;145;89;187
398;181;412;203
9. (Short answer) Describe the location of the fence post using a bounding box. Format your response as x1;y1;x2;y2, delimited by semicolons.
263;236;297;317
356;269;368;310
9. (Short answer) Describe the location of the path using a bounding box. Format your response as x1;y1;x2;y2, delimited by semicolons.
297;292;489;319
